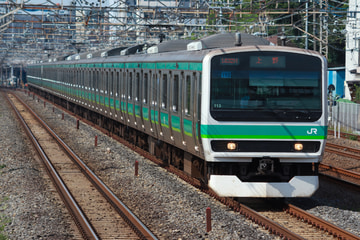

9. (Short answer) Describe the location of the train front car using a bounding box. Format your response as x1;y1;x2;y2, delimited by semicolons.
201;46;328;198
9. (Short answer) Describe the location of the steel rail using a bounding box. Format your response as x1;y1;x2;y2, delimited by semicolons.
4;92;99;240
285;204;360;240
238;204;305;240
11;92;158;240
326;142;360;156
319;163;360;181
325;147;360;160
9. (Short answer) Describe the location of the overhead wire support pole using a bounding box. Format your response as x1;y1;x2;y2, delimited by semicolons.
319;0;329;58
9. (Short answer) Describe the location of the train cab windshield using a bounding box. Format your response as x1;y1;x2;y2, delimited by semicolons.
210;51;323;122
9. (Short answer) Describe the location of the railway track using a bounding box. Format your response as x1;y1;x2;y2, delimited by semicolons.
212;196;360;240
14;90;360;240
325;142;360;160
245;202;360;240
319;163;360;187
5;91;157;240
321;142;360;188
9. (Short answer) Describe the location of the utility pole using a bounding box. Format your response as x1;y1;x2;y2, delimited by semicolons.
319;0;329;58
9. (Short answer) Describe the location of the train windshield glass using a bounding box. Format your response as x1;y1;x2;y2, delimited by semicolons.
210;51;323;122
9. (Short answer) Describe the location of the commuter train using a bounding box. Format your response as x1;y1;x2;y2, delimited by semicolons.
27;33;328;197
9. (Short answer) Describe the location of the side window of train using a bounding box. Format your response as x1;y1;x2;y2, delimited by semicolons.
161;73;168;110
185;74;192;116
143;72;149;104
172;74;179;113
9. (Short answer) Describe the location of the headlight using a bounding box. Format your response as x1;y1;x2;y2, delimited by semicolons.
227;142;237;150
294;143;304;151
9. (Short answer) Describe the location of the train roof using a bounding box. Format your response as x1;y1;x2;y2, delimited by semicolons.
198;32;271;48
147;33;271;54
147;39;193;54
36;32;273;65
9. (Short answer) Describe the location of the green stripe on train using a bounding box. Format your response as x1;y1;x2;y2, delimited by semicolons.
142;107;149;121
171;115;181;132
184;119;193;137
135;105;141;118
160;112;169;128
200;125;327;139
43;61;202;71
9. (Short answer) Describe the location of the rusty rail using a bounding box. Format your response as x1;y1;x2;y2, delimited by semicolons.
285;204;360;240
320;163;360;183
239;204;304;240
325;144;360;160
326;142;360;155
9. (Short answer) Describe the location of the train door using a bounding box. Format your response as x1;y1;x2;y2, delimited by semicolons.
181;72;197;155
95;69;101;111
69;68;73;99
73;68;77;99
62;69;66;98
120;70;127;122
72;68;76;100
83;69;88;104
66;69;70;99
126;69;136;128
80;69;85;102
80;68;84;101
193;72;202;155
109;69;114;117
100;69;107;112
86;68;92;107
109;69;117;118
84;69;89;105
150;72;159;138
78;69;82;101
104;69;111;115
90;69;96;108
134;70;142;129
170;72;182;146
159;70;171;141
142;70;153;136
